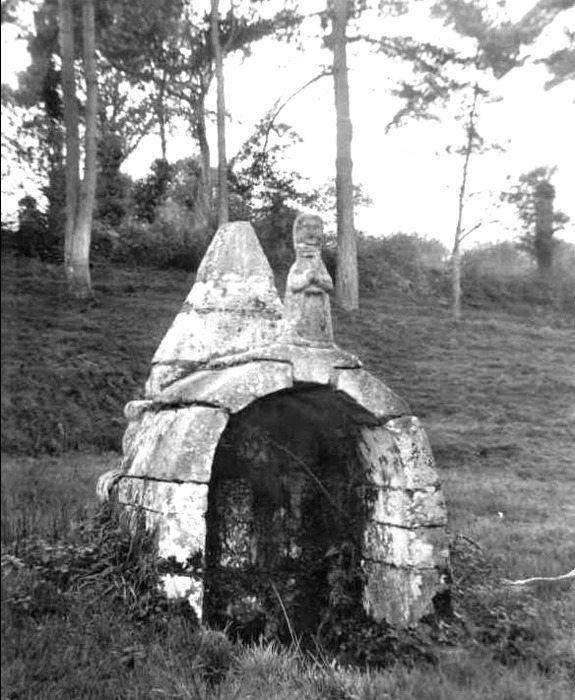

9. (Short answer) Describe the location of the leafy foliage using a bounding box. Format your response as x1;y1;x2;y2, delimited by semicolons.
539;27;575;89
502;166;570;252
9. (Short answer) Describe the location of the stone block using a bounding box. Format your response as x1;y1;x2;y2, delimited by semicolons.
362;561;446;627
386;416;440;489
357;424;404;487
150;223;284;376
358;420;440;491
151;309;284;368
367;485;447;528
363;522;449;568
117;479;209;564
156;361;293;413
289;345;353;384
123;406;228;482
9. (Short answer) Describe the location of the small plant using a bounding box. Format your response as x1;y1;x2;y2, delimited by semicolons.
1;503;176;625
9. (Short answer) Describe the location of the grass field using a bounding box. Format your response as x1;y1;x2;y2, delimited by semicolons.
1;255;574;699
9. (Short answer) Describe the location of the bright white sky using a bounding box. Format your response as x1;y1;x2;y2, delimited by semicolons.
2;0;574;250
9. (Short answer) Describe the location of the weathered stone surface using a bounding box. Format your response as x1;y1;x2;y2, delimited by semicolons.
363;522;449;568
124;400;154;422
289;346;351;384
366;485;447;528
123;407;228;482
362;562;446;627
156;361;293;413
385;416;441;489
358;419;440;490
206;342;361;378
121;410;159;465
148;223;284;391
117;478;209;563
334;369;410;419
213;478;255;569
145;364;189;397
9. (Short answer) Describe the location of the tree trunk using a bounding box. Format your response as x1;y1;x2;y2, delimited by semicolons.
451;242;462;322
211;0;229;226
58;0;95;299
157;71;168;160
58;0;80;268
331;0;358;311
533;180;555;278
196;90;213;216
70;0;97;299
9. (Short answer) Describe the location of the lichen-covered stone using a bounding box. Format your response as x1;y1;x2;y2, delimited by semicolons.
358;419;441;490
156;361;293;413
123;407;228;482
206;342;361;379
366;485;447;528
147;222;284;393
121;410;161;466
385;416;441;489
334;369;410;419
117;478;209;563
362;562;447;627
212;478;254;569
363;522;449;568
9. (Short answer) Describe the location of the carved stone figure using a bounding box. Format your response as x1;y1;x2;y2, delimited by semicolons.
283;213;334;346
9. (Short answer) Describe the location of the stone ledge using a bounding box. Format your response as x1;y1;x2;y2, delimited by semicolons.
334;368;410;420
206;342;361;380
154;361;293;413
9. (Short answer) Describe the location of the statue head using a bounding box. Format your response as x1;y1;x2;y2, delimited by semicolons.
292;213;324;258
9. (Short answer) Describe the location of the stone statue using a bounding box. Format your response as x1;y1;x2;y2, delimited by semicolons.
283;213;334;346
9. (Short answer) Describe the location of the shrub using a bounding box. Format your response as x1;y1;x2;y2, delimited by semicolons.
356;233;448;296
461;240;575;309
111;204;214;271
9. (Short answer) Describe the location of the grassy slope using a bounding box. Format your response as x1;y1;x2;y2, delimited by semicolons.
2;255;574;699
1;256;191;453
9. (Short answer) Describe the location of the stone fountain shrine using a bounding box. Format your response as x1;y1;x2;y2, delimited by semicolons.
98;216;450;633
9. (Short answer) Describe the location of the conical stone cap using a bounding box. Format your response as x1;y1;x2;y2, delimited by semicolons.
146;222;283;394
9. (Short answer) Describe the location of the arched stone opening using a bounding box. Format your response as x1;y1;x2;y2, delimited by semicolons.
203;385;376;638
97;220;450;631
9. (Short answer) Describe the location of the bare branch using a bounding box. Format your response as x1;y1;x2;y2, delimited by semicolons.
503;568;575;587
260;69;332;155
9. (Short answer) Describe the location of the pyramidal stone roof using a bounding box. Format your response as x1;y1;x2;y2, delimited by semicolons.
147;222;284;394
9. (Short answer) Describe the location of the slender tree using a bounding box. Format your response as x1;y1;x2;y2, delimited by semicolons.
330;0;358;311
211;0;228;225
451;81;481;321
395;0;574;319
57;0;98;299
